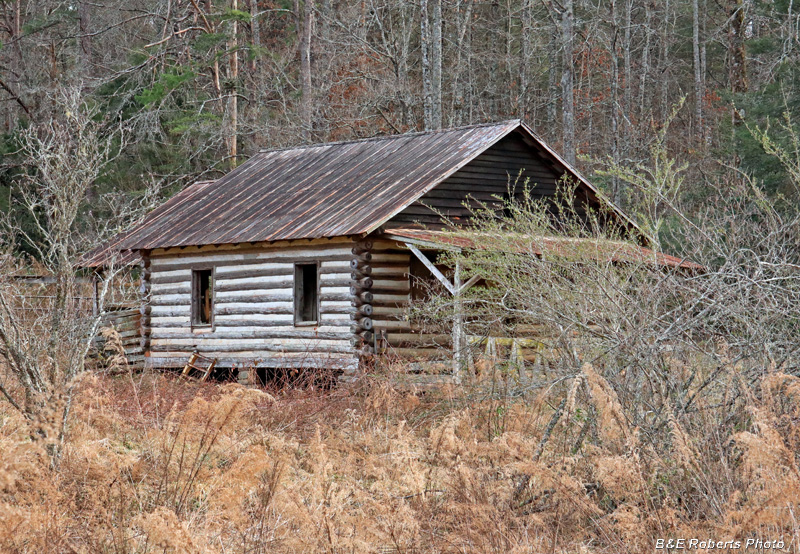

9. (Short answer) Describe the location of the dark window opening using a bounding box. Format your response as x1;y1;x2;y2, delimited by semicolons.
192;269;214;326
409;252;449;302
294;263;319;325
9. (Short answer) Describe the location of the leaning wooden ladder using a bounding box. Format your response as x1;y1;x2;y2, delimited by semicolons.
181;352;217;382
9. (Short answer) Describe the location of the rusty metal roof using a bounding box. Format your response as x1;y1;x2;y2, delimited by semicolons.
78;231;140;268
385;229;702;270
114;120;642;251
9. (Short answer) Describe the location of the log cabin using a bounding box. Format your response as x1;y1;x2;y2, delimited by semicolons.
81;120;697;384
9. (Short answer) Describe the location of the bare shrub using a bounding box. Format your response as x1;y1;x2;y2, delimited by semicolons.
0;88;129;458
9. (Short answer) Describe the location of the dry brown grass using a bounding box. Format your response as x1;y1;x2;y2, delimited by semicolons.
0;361;798;553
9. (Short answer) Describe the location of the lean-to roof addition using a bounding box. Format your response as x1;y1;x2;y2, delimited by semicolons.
385;229;702;270
114;120;641;251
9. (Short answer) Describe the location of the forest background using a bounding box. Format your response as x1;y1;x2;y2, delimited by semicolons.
2;2;800;553
0;0;788;230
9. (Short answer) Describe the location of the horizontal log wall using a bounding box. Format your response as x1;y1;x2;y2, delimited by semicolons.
145;237;360;376
372;238;547;373
96;308;145;367
369;239;451;364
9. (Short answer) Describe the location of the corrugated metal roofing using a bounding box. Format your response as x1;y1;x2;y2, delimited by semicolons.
385;229;702;270
78;232;140;268
114;120;640;251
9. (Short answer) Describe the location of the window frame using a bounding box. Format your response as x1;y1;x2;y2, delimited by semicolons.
294;262;320;326
191;267;215;330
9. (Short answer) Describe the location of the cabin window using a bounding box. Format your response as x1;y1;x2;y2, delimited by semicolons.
191;268;214;326
294;263;319;325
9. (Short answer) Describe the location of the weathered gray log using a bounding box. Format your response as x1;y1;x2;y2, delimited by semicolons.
351;277;373;289
351;291;373;304
149;283;191;296
348;305;373;319
150;342;354;354
214;278;294;292
386;333;451;346
349;283;375;296
147;355;358;370
351;252;372;263
350;337;375;349
151;329;351;340
212;292;295;304
351;240;373;255
215;305;293;316
213;267;293;281
384;347;450;359
150;242;353;267
350;267;372;279
357;317;373;331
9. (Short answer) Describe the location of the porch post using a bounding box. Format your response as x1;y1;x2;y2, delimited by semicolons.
453;259;464;381
403;240;471;382
91;270;101;317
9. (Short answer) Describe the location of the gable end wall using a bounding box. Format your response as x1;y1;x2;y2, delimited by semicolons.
387;132;590;228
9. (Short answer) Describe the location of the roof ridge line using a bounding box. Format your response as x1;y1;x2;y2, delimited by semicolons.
257;119;522;154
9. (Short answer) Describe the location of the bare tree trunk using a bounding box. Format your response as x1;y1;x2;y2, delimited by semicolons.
399;1;413;128
432;0;442;129
300;0;313;137
319;0;330;43
197;0;224;114
421;0;433;130
421;0;442;130
79;1;92;74
692;0;704;140
728;0;748;164
506;3;514;115
5;0;23;131
520;0;532;119
728;0;748;97
464;2;474;124
611;0;621;203
488;0;500;116
451;0;473;126
227;0;239;165
658;0;671;123
547;23;558;132
561;0;576;165
623;0;632;160
250;0;260;72
639;0;653;118
701;0;707;123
